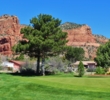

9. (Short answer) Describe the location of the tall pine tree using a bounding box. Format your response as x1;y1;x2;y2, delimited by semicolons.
14;14;68;75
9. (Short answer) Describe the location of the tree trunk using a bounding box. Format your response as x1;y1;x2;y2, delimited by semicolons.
36;50;40;75
41;57;45;76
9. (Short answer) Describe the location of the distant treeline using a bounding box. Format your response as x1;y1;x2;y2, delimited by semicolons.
59;22;86;30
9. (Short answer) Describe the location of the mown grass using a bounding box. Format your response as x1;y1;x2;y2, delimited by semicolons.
0;73;110;100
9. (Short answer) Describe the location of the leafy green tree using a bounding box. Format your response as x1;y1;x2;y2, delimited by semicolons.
78;61;85;77
94;40;110;67
65;46;84;62
13;14;68;75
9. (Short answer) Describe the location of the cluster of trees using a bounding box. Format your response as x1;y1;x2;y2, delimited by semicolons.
93;40;110;75
95;40;110;68
13;14;85;76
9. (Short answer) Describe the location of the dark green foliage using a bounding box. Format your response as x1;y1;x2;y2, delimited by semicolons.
65;46;84;62
78;61;84;77
14;14;68;75
94;40;110;67
95;66;105;74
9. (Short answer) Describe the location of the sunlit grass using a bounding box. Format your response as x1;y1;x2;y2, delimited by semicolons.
0;73;110;100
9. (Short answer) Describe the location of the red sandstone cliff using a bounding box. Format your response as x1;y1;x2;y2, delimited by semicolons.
0;16;108;59
65;25;96;45
0;14;23;55
63;24;108;59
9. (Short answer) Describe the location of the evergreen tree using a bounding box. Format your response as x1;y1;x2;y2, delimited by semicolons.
13;14;68;75
78;61;84;77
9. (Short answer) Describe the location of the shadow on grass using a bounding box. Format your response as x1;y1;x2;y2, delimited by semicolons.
8;70;58;77
74;75;82;77
9;69;37;77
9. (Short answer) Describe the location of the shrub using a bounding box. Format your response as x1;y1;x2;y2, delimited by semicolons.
44;56;68;75
78;61;85;77
104;66;109;73
15;54;24;60
20;60;36;76
105;67;110;75
0;66;3;70
95;66;105;74
87;67;96;72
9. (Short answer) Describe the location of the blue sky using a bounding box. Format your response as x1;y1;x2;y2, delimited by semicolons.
0;0;110;38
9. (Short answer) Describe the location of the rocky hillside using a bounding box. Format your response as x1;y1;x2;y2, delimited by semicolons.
60;22;109;59
0;15;108;59
0;14;24;56
93;34;108;44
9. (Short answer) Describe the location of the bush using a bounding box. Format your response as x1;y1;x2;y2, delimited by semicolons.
15;54;24;60
87;67;96;72
95;66;105;74
78;61;85;77
20;60;36;76
104;66;109;73
44;56;68;75
0;66;3;70
105;67;110;75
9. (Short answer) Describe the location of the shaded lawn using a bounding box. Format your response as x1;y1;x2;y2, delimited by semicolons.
0;73;110;100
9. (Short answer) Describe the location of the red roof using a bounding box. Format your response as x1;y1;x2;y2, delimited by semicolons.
9;60;25;66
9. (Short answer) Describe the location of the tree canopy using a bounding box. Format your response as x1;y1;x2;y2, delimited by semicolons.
94;40;110;67
14;14;68;75
65;46;85;62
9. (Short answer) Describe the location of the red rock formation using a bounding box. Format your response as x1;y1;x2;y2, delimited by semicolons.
0;15;23;56
0;15;108;59
63;25;108;59
64;25;96;45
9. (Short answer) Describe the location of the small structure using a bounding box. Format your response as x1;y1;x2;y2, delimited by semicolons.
1;61;14;71
9;60;25;72
73;61;97;68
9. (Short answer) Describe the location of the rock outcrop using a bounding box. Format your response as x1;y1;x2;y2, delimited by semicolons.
61;23;108;59
65;25;96;45
0;14;23;55
0;16;108;59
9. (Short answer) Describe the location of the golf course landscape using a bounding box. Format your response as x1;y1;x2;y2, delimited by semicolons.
0;73;110;100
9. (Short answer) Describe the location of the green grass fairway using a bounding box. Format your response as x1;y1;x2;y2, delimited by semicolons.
0;73;110;100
